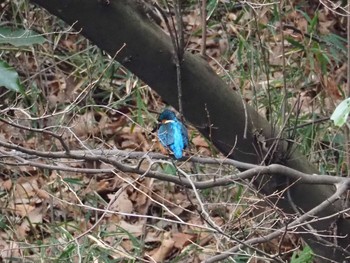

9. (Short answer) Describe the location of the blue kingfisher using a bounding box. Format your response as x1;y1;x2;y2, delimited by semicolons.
157;109;188;159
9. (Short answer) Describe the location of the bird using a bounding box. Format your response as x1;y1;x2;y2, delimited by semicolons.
157;109;188;159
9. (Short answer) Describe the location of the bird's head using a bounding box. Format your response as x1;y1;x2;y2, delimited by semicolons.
158;109;177;123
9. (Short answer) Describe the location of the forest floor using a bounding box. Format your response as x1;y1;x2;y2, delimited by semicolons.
0;0;347;262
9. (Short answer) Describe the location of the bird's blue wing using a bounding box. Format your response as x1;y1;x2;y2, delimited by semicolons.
158;123;174;147
170;121;185;159
158;119;188;159
181;123;189;149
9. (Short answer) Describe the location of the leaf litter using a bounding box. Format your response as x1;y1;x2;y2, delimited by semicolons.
0;0;347;262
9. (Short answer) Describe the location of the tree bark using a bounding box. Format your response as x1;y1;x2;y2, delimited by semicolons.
30;0;350;261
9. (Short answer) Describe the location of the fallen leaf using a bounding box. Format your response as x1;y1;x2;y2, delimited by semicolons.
192;136;209;148
172;232;196;249
106;219;145;239
108;191;133;214
35;189;50;200
9;203;36;217
148;232;175;262
2;179;12;190
0;239;21;259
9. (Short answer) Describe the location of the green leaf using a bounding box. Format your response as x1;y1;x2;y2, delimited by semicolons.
285;37;304;50
308;12;318;33
0;26;46;47
206;0;219;20
330;98;350;127
312;47;330;74
163;163;177;175
0;60;24;93
297;9;311;23
323;33;347;64
291;245;314;263
136;87;144;126
324;33;347;52
63;177;83;185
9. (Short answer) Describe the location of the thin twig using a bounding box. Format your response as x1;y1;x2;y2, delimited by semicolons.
252;10;273;132
0;117;70;153
200;0;207;57
173;0;184;115
346;2;350;177
279;1;288;127
204;183;350;263
153;1;184;115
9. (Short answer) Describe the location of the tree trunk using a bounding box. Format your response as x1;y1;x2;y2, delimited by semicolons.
30;0;350;261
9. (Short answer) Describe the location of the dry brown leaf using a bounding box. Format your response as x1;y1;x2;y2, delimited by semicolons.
88;235;133;260
319;20;335;35
9;203;36;217
16;221;29;240
27;207;43;224
61;39;77;52
323;76;342;101
95;180;111;193
71;111;108;137
120;140;139;150
119;126;150;151
108;191;133;214
334;64;347;84
35;189;50;200
106;219;145;239
295;17;307;34
0;239;21;259
192;135;212;156
15;177;39;200
192;136;208;148
149;232;175;262
103;116;128;137
132;179;153;215
172;232;196;249
14;207;44;240
144;230;162;243
118;220;144;237
2;179;12;190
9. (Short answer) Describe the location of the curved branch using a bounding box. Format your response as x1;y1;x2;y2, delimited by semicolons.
205;183;350;263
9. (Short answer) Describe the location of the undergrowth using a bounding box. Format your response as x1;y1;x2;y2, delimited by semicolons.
0;0;347;262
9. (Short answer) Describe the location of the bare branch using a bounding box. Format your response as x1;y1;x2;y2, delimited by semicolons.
204;183;350;263
0;140;348;187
